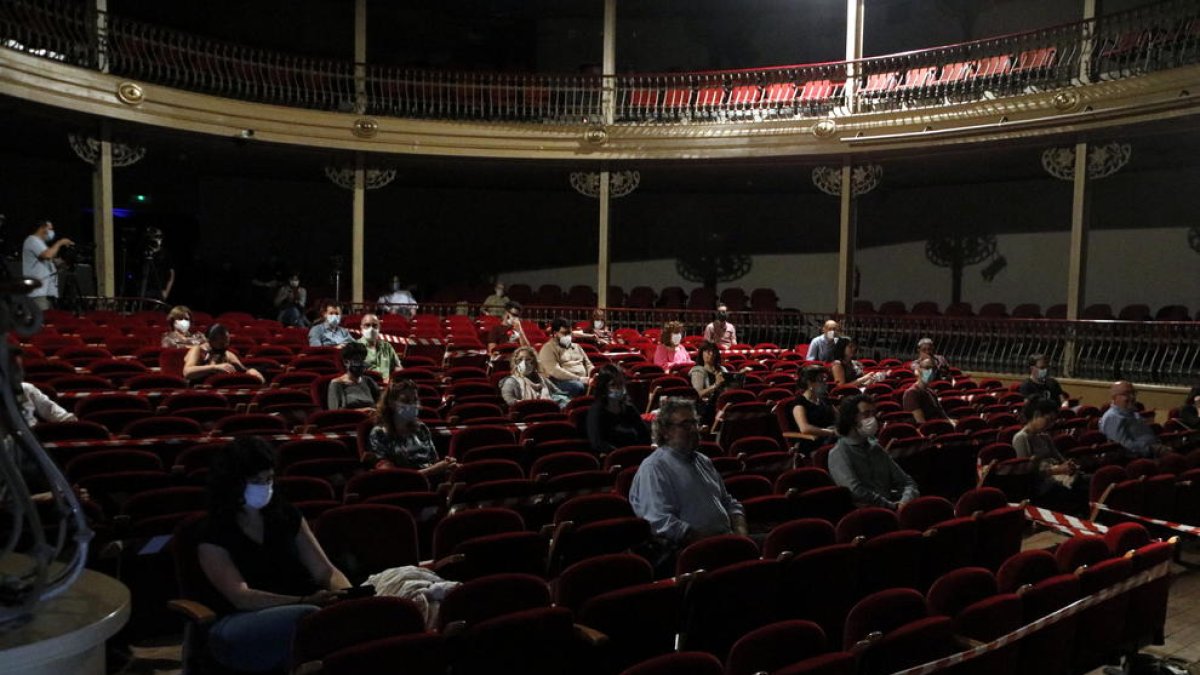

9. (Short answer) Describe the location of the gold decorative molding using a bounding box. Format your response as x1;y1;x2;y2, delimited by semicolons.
115;81;143;106
3;48;1200;161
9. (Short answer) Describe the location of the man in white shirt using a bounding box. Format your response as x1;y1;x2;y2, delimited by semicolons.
20;381;77;428
378;276;417;317
21;220;74;311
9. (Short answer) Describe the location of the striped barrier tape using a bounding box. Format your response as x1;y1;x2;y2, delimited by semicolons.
1021;504;1109;537
55;387;264;400
1090;502;1200;537
41;431;357;449
891;557;1172;675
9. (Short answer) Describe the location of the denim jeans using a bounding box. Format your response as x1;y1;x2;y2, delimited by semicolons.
552;377;587;398
208;604;320;672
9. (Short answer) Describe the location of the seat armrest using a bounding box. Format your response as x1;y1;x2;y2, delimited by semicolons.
167;599;217;626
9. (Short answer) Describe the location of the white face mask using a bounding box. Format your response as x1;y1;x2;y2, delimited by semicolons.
857;417;879;438
826;330;837;341
174;319;190;333
289;279;300;288
516;360;531;375
362;327;379;340
495;287;504;295
391;281;402;291
394;403;419;422
670;333;683;346
558;335;572;348
244;482;273;510
327;314;341;327
1035;368;1048;381
593;320;604;330
45;229;56;242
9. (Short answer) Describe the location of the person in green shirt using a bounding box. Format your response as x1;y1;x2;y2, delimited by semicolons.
357;313;400;382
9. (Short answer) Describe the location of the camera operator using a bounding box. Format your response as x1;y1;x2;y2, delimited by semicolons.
21;220;73;311
139;227;175;301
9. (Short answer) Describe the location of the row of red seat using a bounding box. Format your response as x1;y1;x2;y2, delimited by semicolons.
852;299;1198;321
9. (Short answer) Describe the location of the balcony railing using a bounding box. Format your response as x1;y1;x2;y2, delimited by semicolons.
2;0;1198;124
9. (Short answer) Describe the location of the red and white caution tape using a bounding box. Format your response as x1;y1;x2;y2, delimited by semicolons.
41;431;356;449
1090;502;1200;537
892;558;1172;675
1021;504;1109;537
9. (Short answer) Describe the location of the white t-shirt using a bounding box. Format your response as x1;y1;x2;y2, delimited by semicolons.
22;235;56;298
378;290;417;315
20;382;76;427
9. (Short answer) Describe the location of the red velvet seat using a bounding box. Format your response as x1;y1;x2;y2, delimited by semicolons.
432;507;524;560
552;553;653;612
762;518;836;559
291;596;426;670
317;634;444;675
313;504;420;584
725;619;830;675
675;534;759;576
579;580;682;673
342;469;428;503
618;651;723;675
437;572;550;631
680;559;783;659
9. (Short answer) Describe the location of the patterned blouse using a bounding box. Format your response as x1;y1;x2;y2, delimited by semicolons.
366;422;439;470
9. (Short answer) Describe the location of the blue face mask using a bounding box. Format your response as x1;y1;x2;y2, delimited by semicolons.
608;389;625;400
327;314;341;327
920;369;934;383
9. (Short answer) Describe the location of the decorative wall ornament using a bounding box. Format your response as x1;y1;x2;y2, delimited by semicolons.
584;126;609;145
811;118;838;138
1051;90;1080;112
569;170;640;199
675;252;753;286
1040;141;1131;180
352;118;379;138
67;133;146;167
925;232;998;304
323;166;397;190
115;82;144;106
811;164;882;197
1189;225;1200;254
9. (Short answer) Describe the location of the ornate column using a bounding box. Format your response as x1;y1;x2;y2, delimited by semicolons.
325;165;396;304
571;170;640;307
813;164;881;314
70;131;146;297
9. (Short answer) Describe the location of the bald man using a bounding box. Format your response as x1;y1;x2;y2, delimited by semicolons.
806;320;842;362
1098;381;1168;458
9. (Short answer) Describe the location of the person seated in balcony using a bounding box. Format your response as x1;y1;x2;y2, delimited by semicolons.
629;398;747;549
911;337;952;381
689;341;729;426
587;365;650;455
366;380;456;476
828;394;919;511
806;320;842;363
485;301;529;360
538;317;594;397
308;304;352;347
791;366;838;455
702;304;737;349
572;309;612;347
1013;397;1089;513
377;275;417;317
161;305;207;349
653;321;692;369
830;337;882;387
481;281;510;317
1178;386;1200;431
357;314;400;382
1017;353;1068;406
327;342;380;414
274;273;309;328
197;437;351;673
500;346;561;408
1100;380;1169;458
184;324;264;384
902;357;948;424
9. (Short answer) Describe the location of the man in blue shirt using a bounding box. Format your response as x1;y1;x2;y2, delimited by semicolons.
629;398;747;547
1099;381;1167;458
308;304;352;347
806;319;841;362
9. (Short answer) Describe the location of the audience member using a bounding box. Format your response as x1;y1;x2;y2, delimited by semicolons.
377;275;417;317
1179;386;1200;430
902;357;948;423
485;301;529;359
689;341;728;425
828;394;919;510
161;305;207;349
911;338;952;381
275;273;309;328
702;304;737;349
197;437;351;672
538;317;594;397
12;348;75;426
499;346;560;407
366;380;456;476
1018;353;1068;405
357;314;400;381
791;366;838;454
327;342;380;413
572;309;612;347
22;220;73;311
806;320;841;363
629;398;747;548
1013;397;1090;512
308;304;352;347
586;365;650;454
653;321;692;369
1099;380;1169;458
184;324;264;384
830;338;881;387
481;282;510;317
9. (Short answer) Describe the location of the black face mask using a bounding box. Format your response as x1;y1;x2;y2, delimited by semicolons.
716;312;728;321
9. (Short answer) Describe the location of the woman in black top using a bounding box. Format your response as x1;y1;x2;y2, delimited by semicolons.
198;437;351;672
1179;385;1200;430
327;341;380;412
587;364;651;454
791;366;838;454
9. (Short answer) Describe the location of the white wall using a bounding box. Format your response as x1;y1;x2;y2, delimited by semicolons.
500;227;1200;315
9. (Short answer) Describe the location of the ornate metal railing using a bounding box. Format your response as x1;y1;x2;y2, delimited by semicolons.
2;0;1198;124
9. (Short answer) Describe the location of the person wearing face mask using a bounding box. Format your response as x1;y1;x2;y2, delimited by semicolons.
308;304;352;347
327;342;381;413
184;324;264;383
629;398;747;549
537;316;593;398
572;309;612;347
901;357;948;424
789;366;838;454
911;338;952;381
1017;353;1068;406
701;303;737;349
377;275;417;317
830;338;883;387
485;301;530;359
586;365;651;454
653;321;692;369
499;346;559;407
481;281;511;317
689;341;729;426
1013;397;1090;513
21;219;74;311
357;313;400;382
1099;380;1170;458
274;272;309;328
827;394;919;510
161;305;207;349
805;320;842;363
197;437;352;672
1178;385;1200;431
366;380;456;475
